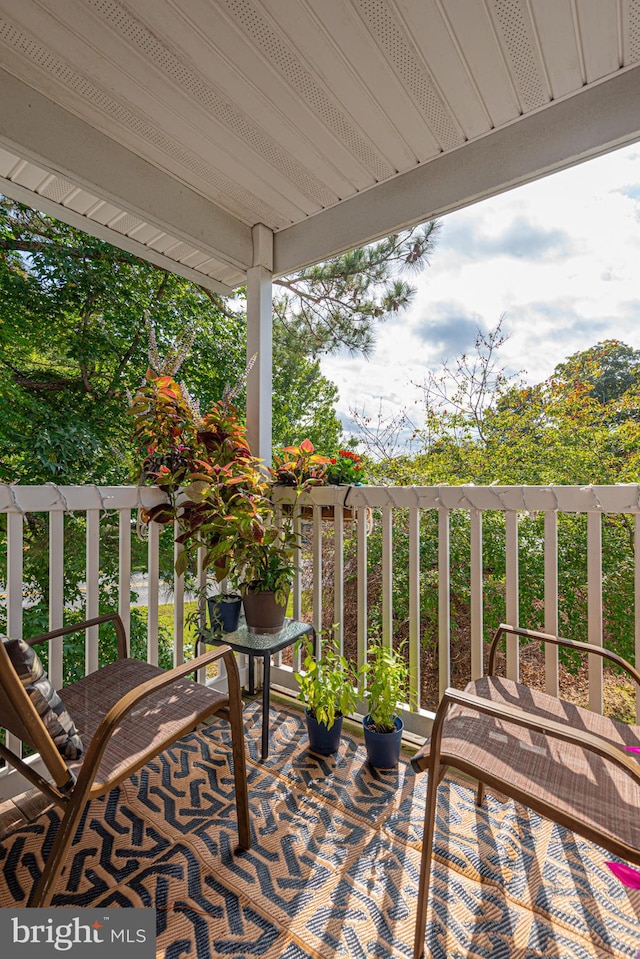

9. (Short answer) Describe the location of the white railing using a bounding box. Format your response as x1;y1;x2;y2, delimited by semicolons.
272;483;640;735
2;483;639;763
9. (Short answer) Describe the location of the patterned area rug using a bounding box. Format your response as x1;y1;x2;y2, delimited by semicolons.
0;701;638;958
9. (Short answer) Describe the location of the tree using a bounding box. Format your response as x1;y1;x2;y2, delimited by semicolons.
354;326;640;667
272;222;440;358
554;340;640;406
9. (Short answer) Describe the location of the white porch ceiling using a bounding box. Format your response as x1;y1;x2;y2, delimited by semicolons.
1;0;640;294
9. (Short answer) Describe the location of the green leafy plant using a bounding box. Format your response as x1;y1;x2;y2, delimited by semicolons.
326;449;368;485
295;632;358;731
360;637;410;733
239;525;298;606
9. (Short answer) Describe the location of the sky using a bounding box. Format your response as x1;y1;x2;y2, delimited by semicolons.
321;141;640;443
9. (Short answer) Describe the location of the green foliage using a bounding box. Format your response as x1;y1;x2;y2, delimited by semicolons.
358;328;640;665
295;633;358;731
360;636;410;733
273;222;440;358
325;449;368;485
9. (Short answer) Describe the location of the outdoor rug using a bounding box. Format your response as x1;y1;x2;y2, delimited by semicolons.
0;701;638;958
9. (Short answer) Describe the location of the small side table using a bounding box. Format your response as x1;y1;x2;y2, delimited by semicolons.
198;619;314;760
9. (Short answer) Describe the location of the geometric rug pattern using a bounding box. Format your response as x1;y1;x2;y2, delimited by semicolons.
0;701;638;958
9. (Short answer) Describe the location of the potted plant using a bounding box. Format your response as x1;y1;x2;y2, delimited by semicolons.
360;637;410;768
295;633;358;755
325;449;368;486
132;368;292;634
272;439;331;488
237;523;297;633
207;590;243;633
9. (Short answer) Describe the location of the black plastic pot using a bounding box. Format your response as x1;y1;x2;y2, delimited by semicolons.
207;594;242;632
305;709;343;756
362;715;404;768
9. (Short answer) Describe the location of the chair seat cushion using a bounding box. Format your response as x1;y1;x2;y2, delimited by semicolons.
2;637;84;760
60;658;228;790
412;677;640;859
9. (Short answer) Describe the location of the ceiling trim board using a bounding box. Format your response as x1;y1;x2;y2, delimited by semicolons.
0;68;253;274
273;63;640;275
0;175;235;295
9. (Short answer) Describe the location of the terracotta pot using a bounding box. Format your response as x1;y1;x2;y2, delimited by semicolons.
242;589;287;634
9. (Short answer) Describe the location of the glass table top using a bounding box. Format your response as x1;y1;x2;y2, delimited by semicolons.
199;618;313;655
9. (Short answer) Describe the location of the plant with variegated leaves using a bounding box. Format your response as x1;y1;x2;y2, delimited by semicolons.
130;368;278;585
272;438;331;488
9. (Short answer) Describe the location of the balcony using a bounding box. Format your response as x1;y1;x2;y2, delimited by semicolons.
0;481;638;956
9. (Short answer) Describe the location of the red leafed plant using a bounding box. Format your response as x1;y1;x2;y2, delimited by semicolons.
272;438;331;487
130;369;294;596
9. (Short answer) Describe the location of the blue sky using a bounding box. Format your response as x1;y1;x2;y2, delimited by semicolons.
322;141;640;440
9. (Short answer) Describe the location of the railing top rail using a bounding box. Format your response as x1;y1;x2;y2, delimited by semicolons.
0;484;168;514
4;483;640;516
272;483;640;514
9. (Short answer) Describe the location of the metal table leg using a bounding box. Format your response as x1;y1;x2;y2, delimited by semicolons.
248;653;255;696
261;654;271;760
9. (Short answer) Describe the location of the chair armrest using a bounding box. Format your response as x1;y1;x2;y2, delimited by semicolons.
489;623;640;690
75;644;237;790
422;686;640;782
27;613;128;659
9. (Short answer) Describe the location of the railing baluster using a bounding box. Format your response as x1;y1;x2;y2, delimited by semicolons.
382;505;393;649
85;509;100;674
118;508;132;648
587;511;603;714
173;521;184;666
196;547;208;684
469;509;483;681
544;511;559;697
505;510;519;682
333;505;344;655
292;509;303;672
312;505;323;636
48;511;64;690
356;506;367;672
7;511;24;757
408;505;421;708
635;514;640;723
147;518;160;665
437;508;450;700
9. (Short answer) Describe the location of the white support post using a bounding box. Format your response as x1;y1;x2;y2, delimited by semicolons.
246;224;274;466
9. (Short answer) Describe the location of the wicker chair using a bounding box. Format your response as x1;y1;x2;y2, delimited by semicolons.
412;623;640;959
0;613;250;907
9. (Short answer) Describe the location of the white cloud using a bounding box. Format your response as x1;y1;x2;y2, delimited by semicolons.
321;142;640;439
